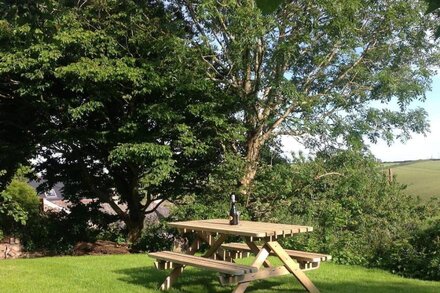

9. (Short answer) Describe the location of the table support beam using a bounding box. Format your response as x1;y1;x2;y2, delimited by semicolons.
201;233;227;260
245;239;272;268
231;242;272;293
266;241;319;293
197;232;230;261
219;266;291;285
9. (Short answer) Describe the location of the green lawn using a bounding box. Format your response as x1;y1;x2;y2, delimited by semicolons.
1;254;439;292
386;160;440;201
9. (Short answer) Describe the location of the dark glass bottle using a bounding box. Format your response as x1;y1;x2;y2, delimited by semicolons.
229;194;239;225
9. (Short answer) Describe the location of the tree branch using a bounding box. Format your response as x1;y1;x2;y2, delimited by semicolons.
261;101;298;142
303;43;340;92
314;172;343;180
78;164;128;221
144;198;166;214
335;39;377;84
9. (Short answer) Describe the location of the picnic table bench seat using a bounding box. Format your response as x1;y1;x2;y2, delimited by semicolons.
149;251;258;276
221;242;331;270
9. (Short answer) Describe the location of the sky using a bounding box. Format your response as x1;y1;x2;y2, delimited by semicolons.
283;75;440;162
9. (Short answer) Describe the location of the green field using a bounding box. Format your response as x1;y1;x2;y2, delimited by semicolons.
1;254;440;292
385;160;440;201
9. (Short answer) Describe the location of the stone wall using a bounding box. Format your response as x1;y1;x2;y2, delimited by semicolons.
0;237;23;259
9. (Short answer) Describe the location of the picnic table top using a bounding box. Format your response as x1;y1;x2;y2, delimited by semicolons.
168;218;313;238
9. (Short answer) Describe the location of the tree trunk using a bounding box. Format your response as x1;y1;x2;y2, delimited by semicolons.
126;213;144;243
125;192;145;243
239;133;263;206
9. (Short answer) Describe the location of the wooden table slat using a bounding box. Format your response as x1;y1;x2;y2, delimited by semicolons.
149;251;256;275
169;219;313;238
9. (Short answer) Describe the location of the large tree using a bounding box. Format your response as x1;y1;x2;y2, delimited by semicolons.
0;0;237;241
177;0;439;205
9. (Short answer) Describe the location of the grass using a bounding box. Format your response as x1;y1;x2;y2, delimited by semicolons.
1;254;440;292
385;159;440;201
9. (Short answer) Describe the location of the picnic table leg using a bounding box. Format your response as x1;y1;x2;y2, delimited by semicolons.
197;232;230;261
232;282;251;293
232;242;272;293
158;238;200;291
245;239;273;268
266;241;319;293
160;265;184;290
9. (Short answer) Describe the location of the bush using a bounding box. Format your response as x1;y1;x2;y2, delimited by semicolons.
20;202;118;254
379;219;440;280
96;222;127;244
131;221;174;252
0;178;39;234
3;179;40;213
170;194;238;221
243;151;436;268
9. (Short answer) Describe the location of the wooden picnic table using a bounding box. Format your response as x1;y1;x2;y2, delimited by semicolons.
149;219;329;293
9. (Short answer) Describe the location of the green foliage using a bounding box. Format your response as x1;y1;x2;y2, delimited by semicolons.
172;150;440;280
2;179;39;214
259;151;439;280
0;0;239;241
256;0;284;14
0;188;27;225
20;211;75;254
171;194;234;221
130;221;174;253
180;0;438;165
20;203;115;254
426;0;440;14
96;222;127;245
0;167;104;254
1;0;438;254
251;151;436;267
425;0;440;37
0;168;39;233
379;220;440;280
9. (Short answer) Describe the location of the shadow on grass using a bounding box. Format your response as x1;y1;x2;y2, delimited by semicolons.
114;266;228;292
113;266;300;292
114;266;439;293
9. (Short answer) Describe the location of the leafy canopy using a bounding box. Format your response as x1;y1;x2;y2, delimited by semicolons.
179;0;438;151
0;0;239;241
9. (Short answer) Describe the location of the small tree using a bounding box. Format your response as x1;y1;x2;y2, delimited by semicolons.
0;168;38;235
0;1;238;242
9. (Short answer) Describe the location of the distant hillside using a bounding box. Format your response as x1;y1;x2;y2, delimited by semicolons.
384;160;440;201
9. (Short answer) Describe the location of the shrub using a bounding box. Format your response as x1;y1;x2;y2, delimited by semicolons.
0;178;39;234
378;219;440;280
170;194;236;221
20;202;118;254
131;221;174;252
96;222;127;244
243;151;436;268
